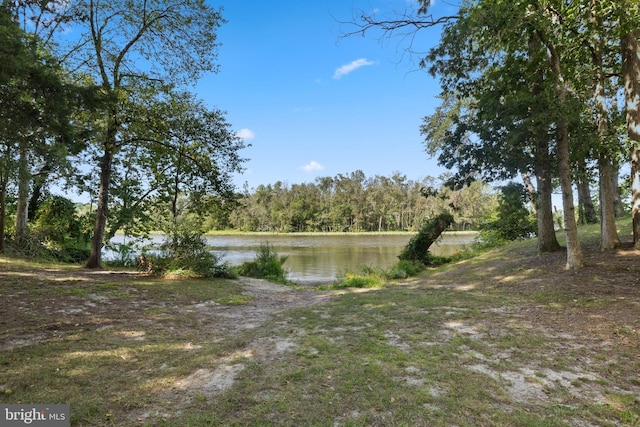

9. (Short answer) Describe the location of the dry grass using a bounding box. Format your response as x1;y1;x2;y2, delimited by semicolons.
1;221;639;426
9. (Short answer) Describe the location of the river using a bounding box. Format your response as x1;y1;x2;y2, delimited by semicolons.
110;233;476;285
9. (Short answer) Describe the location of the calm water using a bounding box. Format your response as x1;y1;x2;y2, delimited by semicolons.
207;233;473;285
110;233;475;285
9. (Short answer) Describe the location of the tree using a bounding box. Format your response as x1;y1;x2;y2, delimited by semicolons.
481;182;536;242
618;1;640;249
55;0;226;268
420;4;562;254
141;90;246;243
0;2;75;251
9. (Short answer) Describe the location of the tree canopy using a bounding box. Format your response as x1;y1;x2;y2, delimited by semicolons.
349;0;640;268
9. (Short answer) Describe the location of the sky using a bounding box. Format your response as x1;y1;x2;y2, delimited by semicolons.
195;0;459;191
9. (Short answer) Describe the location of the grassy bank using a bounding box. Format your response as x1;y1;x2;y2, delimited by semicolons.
1;220;639;426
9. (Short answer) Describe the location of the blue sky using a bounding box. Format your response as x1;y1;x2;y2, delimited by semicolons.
195;0;458;190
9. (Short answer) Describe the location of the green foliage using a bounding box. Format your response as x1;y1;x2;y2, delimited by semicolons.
103;243;139;268
332;272;382;289
143;230;234;278
399;213;455;265
238;243;289;284
329;260;427;289
387;259;425;279
28;196;90;262
479;182;536;244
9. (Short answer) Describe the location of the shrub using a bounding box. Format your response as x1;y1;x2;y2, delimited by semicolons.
238;243;289;284
104;242;139;268
27;196;91;262
387;259;425;279
479;182;536;243
332;272;382;289
144;230;235;278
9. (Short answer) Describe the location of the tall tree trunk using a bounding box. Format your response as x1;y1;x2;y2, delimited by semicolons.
0;178;6;254
589;0;620;249
535;149;562;253
86;146;113;268
622;29;640;249
576;172;597;225
611;164;625;217
599;157;620;249
15;139;30;246
539;30;584;268
528;30;561;253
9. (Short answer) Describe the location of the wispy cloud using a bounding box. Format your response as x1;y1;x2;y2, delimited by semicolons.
333;58;376;79
300;160;324;173
237;128;255;140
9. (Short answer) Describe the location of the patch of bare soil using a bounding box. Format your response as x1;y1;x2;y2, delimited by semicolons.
2;238;639;424
419;238;640;412
0;270;333;353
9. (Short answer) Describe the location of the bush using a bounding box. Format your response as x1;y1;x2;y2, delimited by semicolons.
479;182;536;243
332;272;381;289
238;243;289;284
143;230;235;278
24;196;91;262
104;243;139;268
387;259;425;279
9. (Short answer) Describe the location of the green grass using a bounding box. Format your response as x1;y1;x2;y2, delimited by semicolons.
1;217;639;426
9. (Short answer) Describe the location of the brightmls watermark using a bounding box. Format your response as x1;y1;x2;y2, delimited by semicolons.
1;405;69;426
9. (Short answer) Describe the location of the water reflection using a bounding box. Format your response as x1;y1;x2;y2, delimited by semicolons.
109;233;475;285
204;233;474;285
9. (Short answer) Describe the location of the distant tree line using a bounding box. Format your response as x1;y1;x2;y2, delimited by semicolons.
225;171;497;233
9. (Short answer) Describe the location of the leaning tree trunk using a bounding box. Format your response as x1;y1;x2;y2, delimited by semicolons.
622;29;640;249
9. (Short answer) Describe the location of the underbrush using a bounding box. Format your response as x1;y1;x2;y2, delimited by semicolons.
105;232;237;279
237;243;290;284
327;250;476;289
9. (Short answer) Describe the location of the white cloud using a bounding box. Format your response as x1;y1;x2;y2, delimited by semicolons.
237;128;255;140
333;58;376;79
300;161;324;173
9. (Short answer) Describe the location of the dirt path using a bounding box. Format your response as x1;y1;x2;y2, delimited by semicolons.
0;268;335;352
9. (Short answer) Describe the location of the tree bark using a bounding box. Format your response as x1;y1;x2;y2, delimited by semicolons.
0;178;6;254
622;29;640;249
86;146;113;268
576;172;597;225
588;1;620;249
538;30;584;268
534;150;562;253
15;139;30;246
612;164;625;217
599;157;620;249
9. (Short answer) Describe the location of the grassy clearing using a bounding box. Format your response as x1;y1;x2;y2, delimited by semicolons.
1;220;640;426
